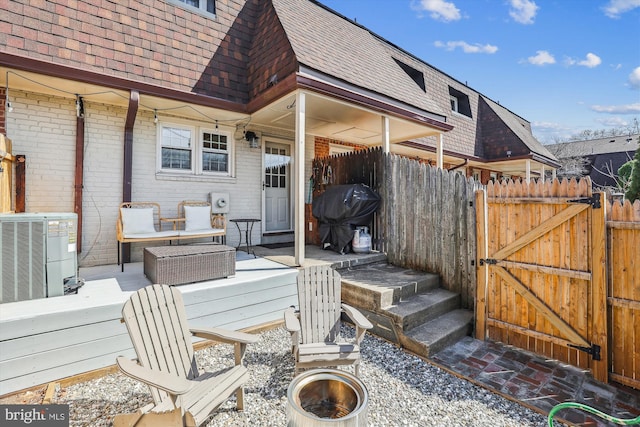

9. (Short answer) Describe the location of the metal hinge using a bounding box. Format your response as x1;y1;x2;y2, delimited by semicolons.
568;343;601;360
568;193;601;209
479;258;498;266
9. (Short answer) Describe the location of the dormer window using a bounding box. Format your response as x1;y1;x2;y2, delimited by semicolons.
448;86;472;118
173;0;216;15
393;58;426;92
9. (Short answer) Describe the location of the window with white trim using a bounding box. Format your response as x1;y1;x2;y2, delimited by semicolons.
158;122;232;177
172;0;216;14
448;86;472;118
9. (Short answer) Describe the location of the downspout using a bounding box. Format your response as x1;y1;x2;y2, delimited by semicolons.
74;96;85;252
447;159;468;171
122;90;139;263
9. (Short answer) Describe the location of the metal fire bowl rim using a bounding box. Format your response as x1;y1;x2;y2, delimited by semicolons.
287;368;369;421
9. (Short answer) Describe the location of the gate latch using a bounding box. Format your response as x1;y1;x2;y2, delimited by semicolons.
568;193;601;209
568;343;601;360
479;258;498;266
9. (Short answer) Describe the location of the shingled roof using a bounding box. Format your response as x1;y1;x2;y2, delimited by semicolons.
271;0;444;118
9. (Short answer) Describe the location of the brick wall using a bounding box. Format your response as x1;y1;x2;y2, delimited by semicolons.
314;136;367;158
6;90;263;266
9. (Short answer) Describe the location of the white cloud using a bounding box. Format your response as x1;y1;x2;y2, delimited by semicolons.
629;66;640;89
411;0;461;22
508;0;539;24
591;103;640;114
602;0;640;18
434;40;498;54
564;53;602;68
595;117;631;127
578;53;602;68
527;50;555;66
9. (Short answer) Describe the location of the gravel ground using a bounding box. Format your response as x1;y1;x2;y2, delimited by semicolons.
47;326;554;426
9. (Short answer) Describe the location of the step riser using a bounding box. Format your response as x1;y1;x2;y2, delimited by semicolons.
339;262;473;360
401;321;472;357
341;275;440;310
391;294;461;332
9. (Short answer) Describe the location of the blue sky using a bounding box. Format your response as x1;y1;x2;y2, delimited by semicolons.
318;0;640;143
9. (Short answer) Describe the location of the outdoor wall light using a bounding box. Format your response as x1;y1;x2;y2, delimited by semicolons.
245;130;259;148
6;101;12;113
154;109;158;124
506;150;512;157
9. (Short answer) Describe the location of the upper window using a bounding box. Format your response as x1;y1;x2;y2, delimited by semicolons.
159;122;232;177
448;86;472;118
173;0;215;15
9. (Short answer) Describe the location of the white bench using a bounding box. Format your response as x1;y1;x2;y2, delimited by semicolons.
116;201;226;271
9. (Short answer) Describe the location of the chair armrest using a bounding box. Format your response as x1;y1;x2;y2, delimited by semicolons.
116;356;191;396
341;303;373;330
190;327;258;345
284;307;301;333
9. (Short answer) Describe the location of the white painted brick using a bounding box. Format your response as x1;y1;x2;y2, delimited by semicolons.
7;91;271;267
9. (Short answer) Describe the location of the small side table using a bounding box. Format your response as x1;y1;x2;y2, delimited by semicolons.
230;218;261;257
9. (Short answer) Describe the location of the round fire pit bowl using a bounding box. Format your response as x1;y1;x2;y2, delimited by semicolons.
287;368;368;426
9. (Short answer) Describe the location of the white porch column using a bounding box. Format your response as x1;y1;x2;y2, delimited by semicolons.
381;115;390;153
294;92;306;266
552;168;557;180
436;133;444;169
540;164;545;183
525;159;531;183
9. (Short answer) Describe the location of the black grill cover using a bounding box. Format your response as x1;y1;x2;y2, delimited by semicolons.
312;184;381;254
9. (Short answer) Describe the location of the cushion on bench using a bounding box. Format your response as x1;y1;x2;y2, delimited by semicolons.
184;205;213;231
121;207;156;235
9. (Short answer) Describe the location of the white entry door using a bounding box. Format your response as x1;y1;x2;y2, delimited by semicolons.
264;141;292;232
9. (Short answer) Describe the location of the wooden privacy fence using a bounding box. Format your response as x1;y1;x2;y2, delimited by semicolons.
606;198;640;389
382;154;478;309
476;178;608;382
312;149;478;309
476;177;640;387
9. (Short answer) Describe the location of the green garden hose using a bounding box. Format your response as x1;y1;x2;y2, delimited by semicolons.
548;402;640;426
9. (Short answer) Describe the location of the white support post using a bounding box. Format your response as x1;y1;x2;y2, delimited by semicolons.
552;168;557;180
437;133;444;169
540;165;545;183
525;159;531;183
381;116;390;153
294;92;306;266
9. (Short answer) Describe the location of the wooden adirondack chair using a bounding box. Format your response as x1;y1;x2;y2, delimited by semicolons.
116;284;258;427
284;265;373;377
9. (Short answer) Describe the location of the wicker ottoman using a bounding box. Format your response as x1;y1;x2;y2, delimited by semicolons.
144;245;236;286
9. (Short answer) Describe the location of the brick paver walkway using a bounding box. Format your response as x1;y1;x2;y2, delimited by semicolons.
431;337;640;426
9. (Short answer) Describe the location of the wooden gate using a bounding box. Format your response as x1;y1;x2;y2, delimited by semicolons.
475;178;608;382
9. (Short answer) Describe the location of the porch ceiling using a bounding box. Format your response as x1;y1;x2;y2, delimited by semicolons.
1;67;249;125
250;90;444;146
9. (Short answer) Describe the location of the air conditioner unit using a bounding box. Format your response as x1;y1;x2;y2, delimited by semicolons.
0;212;78;303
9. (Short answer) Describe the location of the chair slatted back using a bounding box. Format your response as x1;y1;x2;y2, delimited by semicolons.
121;284;198;404
297;265;341;345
